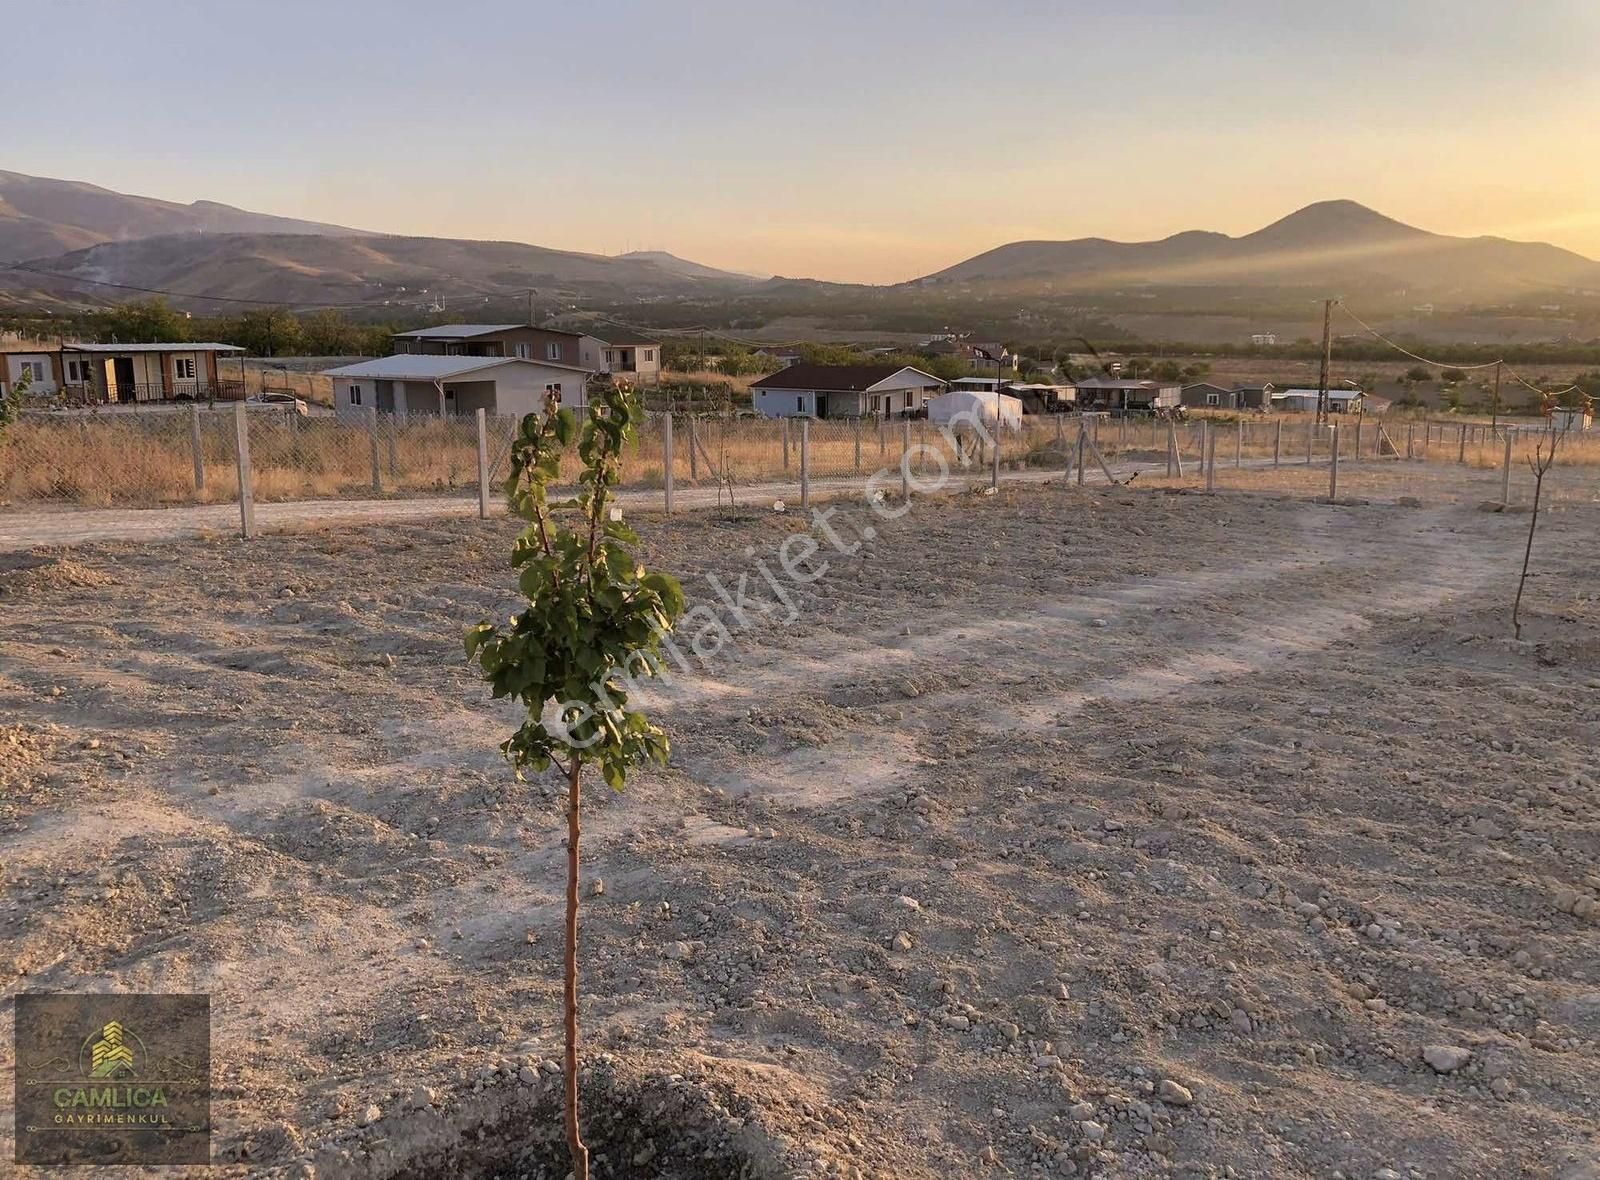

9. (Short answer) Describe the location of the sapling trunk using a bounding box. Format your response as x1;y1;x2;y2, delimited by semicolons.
563;757;588;1178
1512;465;1547;642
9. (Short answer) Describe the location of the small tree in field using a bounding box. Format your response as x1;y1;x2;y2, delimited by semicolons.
1512;419;1569;641
0;369;29;446
465;385;685;1179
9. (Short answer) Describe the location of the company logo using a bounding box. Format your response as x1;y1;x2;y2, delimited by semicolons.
14;994;210;1165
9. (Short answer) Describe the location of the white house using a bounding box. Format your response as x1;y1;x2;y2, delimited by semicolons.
748;363;946;419
321;355;591;420
1273;388;1367;414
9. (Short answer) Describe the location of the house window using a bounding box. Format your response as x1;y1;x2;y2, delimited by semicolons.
174;357;197;380
642;349;654;362
545;382;563;401
796;396;804;412
904;392;912;407
515;344;530;359
19;360;46;382
545;342;562;361
348;385;363;406
65;359;88;382
1206;393;1219;406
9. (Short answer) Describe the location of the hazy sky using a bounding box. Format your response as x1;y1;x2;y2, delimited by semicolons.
9;0;1599;283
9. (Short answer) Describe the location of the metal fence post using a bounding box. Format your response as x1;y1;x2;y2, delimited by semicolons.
1205;428;1217;493
234;402;255;539
1501;430;1513;505
1273;418;1282;467
189;404;206;494
1458;423;1467;464
854;415;862;472
367;407;382;492
800;417;811;510
688;416;698;481
1306;417;1315;465
1076;421;1087;486
1329;422;1340;502
476;408;490;519
663;414;674;514
901;417;911;501
1354;416;1363;460
1198;420;1209;483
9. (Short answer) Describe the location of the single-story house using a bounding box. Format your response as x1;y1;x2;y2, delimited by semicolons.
1006;383;1076;414
1273;388;1370;414
393;323;588;367
927;389;1022;428
754;346;804;367
2;341;245;403
749;364;946;419
597;332;662;385
1180;382;1276;411
1072;376;1181;414
1551;407;1592;433
322;355;591;420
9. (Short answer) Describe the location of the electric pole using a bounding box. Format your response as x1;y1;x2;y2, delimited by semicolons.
1316;298;1334;424
527;289;536;327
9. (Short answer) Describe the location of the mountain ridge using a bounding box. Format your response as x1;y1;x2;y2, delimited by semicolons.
916;200;1600;299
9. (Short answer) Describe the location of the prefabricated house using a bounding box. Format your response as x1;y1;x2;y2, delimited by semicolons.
1180;382;1276;411
322;356;591;420
1273;388;1368;414
2;341;244;403
1005;383;1076;414
1072;376;1181;414
1552;407;1593;433
749;364;946;419
392;323;587;367
596;332;663;385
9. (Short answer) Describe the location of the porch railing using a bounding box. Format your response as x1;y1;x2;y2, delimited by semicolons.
58;381;248;406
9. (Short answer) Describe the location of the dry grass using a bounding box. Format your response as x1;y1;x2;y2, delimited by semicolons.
5;410;1598;510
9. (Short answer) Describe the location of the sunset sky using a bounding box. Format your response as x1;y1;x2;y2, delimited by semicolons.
9;0;1599;284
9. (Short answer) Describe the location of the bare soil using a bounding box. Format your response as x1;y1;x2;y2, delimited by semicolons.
1;483;1598;1179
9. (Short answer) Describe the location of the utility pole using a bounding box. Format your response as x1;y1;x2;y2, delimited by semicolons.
526;289;536;327
698;329;706;372
1491;360;1502;434
1316;298;1334;424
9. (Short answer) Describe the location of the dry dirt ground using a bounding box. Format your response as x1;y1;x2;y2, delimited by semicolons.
1;483;1598;1179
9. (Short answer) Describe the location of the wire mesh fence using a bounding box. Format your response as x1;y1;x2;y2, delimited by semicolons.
5;407;1600;521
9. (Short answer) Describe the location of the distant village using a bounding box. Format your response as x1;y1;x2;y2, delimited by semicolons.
3;320;1588;429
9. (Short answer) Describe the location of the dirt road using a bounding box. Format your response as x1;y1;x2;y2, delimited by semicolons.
1;484;1596;1178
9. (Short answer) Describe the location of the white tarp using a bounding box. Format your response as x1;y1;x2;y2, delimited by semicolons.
926;389;1023;428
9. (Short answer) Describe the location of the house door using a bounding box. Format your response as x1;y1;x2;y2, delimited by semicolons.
111;357;136;402
816;394;830;419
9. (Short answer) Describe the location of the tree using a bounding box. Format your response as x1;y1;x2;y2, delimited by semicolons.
93;298;190;343
1513;421;1569;640
464;386;684;1180
1441;367;1467;384
0;369;28;440
1404;365;1433;384
227;308;303;356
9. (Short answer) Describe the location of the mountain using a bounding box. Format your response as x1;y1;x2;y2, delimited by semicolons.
0;169;362;262
919;200;1600;301
617;250;762;282
11;230;758;310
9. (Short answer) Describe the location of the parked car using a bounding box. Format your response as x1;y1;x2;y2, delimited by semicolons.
245;393;309;416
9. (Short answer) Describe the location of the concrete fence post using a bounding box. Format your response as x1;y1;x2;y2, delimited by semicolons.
688;416;699;481
1076;422;1087;486
234;402;256;539
189;404;206;494
800;416;811;510
854;415;862;472
367;406;382;492
1407;422;1415;460
662;414;674;514
1273;418;1282;467
901;417;911;502
1306;417;1315;465
781;416;790;470
991;420;1001;490
475;407;490;520
1458;423;1467;464
1354;416;1363;460
1235;417;1243;467
1198;420;1209;483
1328;422;1340;502
1205;428;1217;493
1166;417;1179;477
1501;430;1513;505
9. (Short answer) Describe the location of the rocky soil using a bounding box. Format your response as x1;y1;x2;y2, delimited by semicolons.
1;482;1597;1178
